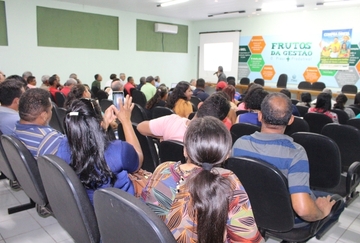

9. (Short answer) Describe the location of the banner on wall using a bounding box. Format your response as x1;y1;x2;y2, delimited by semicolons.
239;34;360;89
319;29;352;70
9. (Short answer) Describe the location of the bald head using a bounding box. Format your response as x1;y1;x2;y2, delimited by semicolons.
261;93;292;127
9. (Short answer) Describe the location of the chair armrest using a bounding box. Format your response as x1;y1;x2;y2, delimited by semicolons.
346;161;360;194
311;195;343;235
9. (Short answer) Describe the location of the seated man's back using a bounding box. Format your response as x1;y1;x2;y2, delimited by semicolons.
13;88;64;159
232;92;343;230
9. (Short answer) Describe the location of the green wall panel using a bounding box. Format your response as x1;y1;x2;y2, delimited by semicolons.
37;6;119;50
136;19;188;53
0;1;8;46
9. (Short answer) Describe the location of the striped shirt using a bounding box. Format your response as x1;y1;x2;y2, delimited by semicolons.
13;122;64;159
231;132;312;196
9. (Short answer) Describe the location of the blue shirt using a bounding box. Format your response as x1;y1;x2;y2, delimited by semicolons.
13;122;64;159
56;138;139;204
232;132;312;196
238;112;261;127
193;88;209;101
0;107;20;135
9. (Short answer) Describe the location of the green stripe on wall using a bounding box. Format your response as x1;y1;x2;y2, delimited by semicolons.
136;19;188;53
37;6;119;50
0;1;8;46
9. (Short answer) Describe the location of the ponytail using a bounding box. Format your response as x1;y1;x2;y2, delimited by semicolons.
188;170;232;243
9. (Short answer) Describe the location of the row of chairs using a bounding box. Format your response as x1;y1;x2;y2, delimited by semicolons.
0;133;176;242
229;121;360;206
239;74;288;88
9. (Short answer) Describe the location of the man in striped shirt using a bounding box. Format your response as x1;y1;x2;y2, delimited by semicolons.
231;92;343;231
13;88;64;159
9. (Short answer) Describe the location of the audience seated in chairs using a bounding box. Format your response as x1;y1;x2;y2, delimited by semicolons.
137;92;230;142
56;96;143;204
64;84;92;108
309;92;339;123
222;86;239;124
280;89;300;116
145;85;168;118
142;116;264;243
237;83;263;111
297;92;312;108
333;93;355;119
60;78;77;97
231;92;344;236
166;81;193;118
237;88;268;127
192;78;209;102
13;88;64;159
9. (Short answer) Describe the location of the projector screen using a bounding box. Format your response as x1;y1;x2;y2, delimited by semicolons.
199;31;241;83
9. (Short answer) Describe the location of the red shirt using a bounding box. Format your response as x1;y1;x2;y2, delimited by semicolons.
124;82;135;95
60;86;71;97
49;86;59;99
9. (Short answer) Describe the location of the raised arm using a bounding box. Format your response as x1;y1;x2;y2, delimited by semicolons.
108;95;143;170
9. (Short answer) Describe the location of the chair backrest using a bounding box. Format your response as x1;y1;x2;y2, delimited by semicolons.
99;99;113;113
235;110;249;116
190;96;202;111
296;105;309;117
348;105;360;116
204;85;216;95
55;92;66;108
311;82;326;91
298;81;312;90
230;123;261;145
188;112;196;120
253;78;264;86
347;118;360;130
331;109;349;124
152;106;174;119
239;77;250;85
303;113;333;134
284;116;309;136
49;104;65;134
131;103;149;123
131;89;147;108
225;157;294;232
56;107;66;133
277;74;288;88
133;123;159;172
341;84;358;94
1;135;47;206
291;132;341;190
159;140;185;164
0;132;17;181
94;188;176;243
291;99;299;105
38;155;100;243
322;123;360;172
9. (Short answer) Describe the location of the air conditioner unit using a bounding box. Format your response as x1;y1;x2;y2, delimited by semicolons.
154;23;178;34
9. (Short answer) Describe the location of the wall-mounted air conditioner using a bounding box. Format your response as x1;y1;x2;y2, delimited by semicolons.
154;23;178;34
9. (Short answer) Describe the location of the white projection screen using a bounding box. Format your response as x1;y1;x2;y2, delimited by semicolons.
199;31;241;83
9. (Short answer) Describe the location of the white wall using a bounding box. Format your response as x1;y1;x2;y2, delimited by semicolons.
0;0;195;87
2;1;360;88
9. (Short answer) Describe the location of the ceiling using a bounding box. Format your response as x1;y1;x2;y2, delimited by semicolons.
54;0;357;21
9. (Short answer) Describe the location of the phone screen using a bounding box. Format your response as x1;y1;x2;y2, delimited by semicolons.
113;91;124;109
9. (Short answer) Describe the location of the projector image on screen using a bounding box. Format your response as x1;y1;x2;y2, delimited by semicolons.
155;23;178;34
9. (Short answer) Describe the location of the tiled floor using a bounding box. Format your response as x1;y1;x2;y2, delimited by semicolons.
0;179;359;243
0;179;74;243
